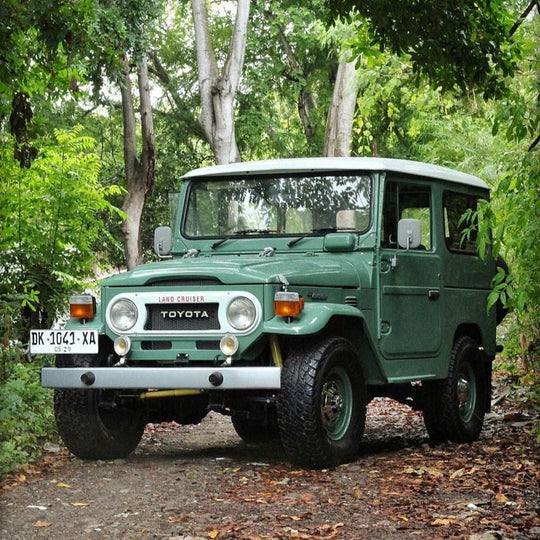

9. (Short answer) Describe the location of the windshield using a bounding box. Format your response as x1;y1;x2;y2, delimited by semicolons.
183;173;372;239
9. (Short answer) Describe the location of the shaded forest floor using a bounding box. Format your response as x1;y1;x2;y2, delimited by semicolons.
1;383;538;539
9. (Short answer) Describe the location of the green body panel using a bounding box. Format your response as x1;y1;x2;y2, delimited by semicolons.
264;303;365;335
97;253;379;367
70;160;497;388
65;316;104;332
102;253;362;288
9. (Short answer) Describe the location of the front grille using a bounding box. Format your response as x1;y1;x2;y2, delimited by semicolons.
141;341;172;350
145;303;220;331
196;341;220;350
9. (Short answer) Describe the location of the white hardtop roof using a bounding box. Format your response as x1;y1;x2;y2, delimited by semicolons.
183;157;488;189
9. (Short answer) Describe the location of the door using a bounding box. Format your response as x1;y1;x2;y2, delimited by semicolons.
379;179;442;358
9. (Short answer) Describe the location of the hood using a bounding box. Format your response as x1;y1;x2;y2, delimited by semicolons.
102;254;360;288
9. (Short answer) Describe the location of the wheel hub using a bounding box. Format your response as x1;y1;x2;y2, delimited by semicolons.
457;377;471;405
456;367;476;423
321;381;344;426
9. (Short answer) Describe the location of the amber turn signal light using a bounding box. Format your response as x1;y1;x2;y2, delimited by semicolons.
69;295;96;319
274;291;304;318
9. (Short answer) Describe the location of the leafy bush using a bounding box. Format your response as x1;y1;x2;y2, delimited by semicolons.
0;126;124;340
0;350;56;476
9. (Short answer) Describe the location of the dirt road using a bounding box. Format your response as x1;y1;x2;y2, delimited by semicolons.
1;397;538;539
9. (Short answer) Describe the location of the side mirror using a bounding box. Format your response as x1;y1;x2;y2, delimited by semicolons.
397;219;421;250
154;226;172;257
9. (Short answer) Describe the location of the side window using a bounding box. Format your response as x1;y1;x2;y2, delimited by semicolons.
382;181;432;250
443;191;481;254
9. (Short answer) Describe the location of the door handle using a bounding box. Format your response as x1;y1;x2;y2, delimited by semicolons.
428;290;440;300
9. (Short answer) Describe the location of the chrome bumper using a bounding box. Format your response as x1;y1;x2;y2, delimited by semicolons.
42;366;281;390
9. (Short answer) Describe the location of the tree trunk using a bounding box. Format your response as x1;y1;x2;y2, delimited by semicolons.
120;54;155;269
274;20;318;145
324;58;360;157
192;0;249;164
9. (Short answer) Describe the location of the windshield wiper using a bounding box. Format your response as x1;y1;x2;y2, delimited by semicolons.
233;228;277;235
288;227;338;248
211;238;228;249
211;229;276;249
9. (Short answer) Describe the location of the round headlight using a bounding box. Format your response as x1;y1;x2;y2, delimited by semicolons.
109;298;138;332
226;296;256;331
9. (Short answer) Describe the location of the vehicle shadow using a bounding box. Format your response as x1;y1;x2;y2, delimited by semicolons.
133;399;433;467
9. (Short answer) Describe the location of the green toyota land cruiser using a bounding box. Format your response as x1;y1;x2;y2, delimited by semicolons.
32;157;505;468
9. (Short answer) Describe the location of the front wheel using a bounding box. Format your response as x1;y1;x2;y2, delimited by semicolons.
277;337;366;468
54;353;145;459
423;336;487;443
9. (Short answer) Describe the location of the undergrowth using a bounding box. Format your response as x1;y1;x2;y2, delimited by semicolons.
0;347;57;477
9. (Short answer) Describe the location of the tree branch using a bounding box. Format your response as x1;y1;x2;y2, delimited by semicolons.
510;0;539;36
226;0;250;90
119;56;138;185
192;0;218;139
138;54;155;196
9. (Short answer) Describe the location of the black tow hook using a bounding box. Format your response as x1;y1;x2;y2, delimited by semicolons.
80;371;95;386
209;372;224;387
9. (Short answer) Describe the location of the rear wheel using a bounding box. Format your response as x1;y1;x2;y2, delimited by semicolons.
145;394;209;425
277;337;366;468
231;412;279;444
423;337;487;443
55;353;145;459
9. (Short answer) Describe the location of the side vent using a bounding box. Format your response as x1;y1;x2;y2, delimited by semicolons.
344;296;358;307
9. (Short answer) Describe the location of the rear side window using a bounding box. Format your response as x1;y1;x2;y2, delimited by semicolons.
443;191;482;254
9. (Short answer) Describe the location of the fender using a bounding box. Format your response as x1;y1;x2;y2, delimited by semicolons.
263;302;365;336
65;316;105;333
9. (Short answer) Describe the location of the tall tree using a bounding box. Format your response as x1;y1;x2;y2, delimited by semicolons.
119;54;156;269
191;0;250;164
324;58;359;157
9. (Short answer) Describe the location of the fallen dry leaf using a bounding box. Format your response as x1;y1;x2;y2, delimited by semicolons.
71;502;90;507
167;515;188;524
450;468;466;479
299;493;315;504
56;482;71;488
34;521;52;527
431;518;455;526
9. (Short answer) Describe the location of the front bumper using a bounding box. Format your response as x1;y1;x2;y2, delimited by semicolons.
41;366;281;390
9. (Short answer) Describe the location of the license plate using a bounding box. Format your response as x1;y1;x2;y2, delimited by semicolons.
30;330;99;354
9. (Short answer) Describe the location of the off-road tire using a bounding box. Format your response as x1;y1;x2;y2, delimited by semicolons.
54;353;144;459
495;256;509;325
423;336;487;443
173;395;209;425
231;413;279;444
277;336;366;468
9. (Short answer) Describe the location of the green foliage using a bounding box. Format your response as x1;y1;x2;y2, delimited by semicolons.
0;125;124;337
475;14;539;360
330;0;519;97
0;355;56;476
350;7;539;400
486;150;539;345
